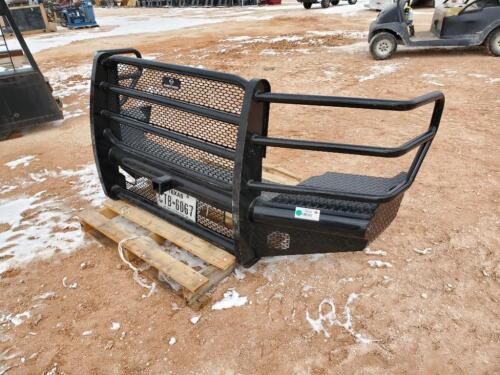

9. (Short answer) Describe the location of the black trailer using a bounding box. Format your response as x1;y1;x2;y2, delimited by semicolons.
368;0;500;59
0;0;63;140
90;48;444;266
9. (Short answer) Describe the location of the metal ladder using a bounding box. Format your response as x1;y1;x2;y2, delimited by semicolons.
0;23;16;72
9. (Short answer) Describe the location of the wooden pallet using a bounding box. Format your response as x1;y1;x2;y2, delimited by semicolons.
79;199;236;309
78;164;299;309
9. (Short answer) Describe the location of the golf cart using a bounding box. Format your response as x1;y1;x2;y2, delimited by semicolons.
368;0;500;59
298;0;357;10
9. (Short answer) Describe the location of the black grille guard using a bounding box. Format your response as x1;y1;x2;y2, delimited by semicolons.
90;48;445;267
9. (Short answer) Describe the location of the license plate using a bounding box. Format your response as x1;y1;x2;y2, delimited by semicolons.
156;189;197;222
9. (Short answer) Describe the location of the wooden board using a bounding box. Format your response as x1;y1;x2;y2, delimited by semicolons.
104;199;235;271
263;164;301;185
79;209;209;293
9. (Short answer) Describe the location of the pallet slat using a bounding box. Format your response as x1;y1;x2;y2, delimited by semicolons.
263;165;301;185
104;199;235;271
79;209;209;293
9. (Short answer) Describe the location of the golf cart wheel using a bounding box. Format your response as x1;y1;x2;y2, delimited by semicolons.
303;1;312;8
330;0;340;4
321;0;330;8
370;32;397;60
486;28;500;57
348;0;357;4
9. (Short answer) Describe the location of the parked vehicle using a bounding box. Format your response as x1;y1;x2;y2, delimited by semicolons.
298;0;357;9
368;0;500;59
365;0;396;11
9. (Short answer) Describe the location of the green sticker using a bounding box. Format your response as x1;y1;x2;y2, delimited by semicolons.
295;209;303;216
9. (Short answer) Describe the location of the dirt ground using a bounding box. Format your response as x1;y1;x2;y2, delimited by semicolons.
1;2;499;374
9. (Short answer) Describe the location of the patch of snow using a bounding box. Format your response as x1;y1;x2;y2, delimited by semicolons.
368;260;393;268
225;35;253;42
323;67;340;79
327;41;367;54
338;277;354;284
364;248;387;256
11;17;224;54
306;293;372;344
0;335;10;343
307;30;367;39
422;73;440;78
190;316;201;325
82;330;92;336
0;186;17;195
0;191;85;274
0;311;31;326
487;78;500;84
212;288;248;310
63;108;86;120
62;277;78;289
427;80;444;87
233;266;246;280
45;364;58;375
260;49;280;56
357;63;400;82
262;263;278;282
60;164;106;207
302;284;315;297
32;291;56;301
5;155;37;170
307;253;327;262
165;242;206;269
413;247;432;255
467;73;486;78
382;275;393;284
168;337;176;346
270;35;303;43
44;64;92;99
111;322;121;331
171;302;180;311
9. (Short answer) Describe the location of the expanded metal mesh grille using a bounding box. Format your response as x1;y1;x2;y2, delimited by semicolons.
197;202;233;238
125;176;234;239
116;63;245;115
113;62;245;185
267;231;291;251
120;97;239;150
119;125;234;184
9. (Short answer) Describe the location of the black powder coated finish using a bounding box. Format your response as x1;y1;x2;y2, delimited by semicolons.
0;0;63;139
90;48;444;267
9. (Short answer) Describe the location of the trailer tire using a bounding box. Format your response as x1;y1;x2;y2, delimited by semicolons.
486;28;500;57
303;2;312;8
370;32;397;60
348;0;357;4
321;0;330;8
330;0;340;4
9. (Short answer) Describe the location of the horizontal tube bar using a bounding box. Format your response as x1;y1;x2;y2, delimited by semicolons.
251;130;436;158
255;91;444;111
106;55;248;88
109;149;233;211
99;82;240;126
101;110;236;160
103;129;233;192
247;180;407;203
